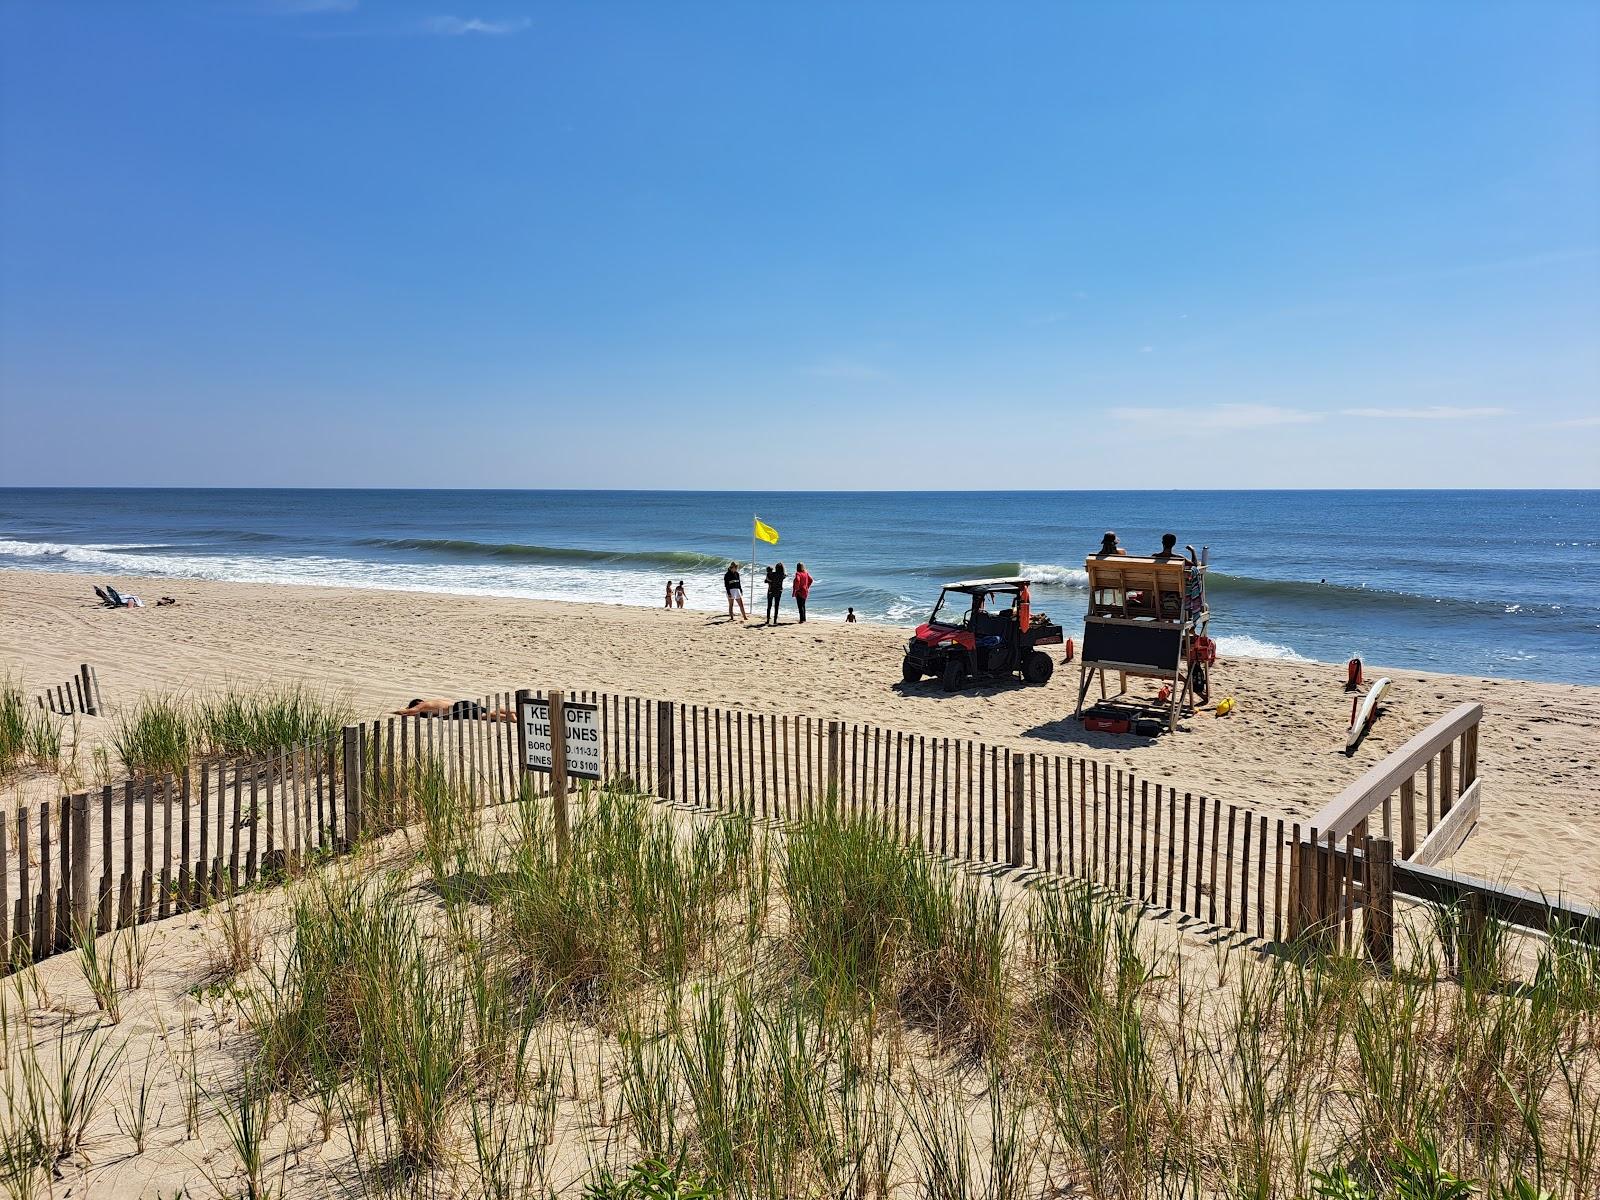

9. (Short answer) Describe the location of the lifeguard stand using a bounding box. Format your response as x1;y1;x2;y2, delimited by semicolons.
1074;551;1211;732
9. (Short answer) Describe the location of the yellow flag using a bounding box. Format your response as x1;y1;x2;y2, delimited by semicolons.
754;518;780;545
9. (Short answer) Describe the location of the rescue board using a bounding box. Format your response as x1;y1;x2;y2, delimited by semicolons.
1345;676;1390;755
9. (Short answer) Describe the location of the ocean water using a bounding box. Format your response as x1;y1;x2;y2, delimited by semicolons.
1;489;1595;685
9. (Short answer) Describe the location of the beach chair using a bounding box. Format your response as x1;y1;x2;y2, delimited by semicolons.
105;586;126;607
93;585;115;607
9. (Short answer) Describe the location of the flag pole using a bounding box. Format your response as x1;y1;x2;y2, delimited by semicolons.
751;512;757;583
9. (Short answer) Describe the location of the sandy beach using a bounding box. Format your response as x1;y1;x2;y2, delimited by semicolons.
3;567;1596;901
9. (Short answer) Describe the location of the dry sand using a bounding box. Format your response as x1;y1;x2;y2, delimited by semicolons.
3;567;1596;901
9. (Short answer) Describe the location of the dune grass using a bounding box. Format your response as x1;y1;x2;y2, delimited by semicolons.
194;682;353;758
110;683;352;777
9;755;1586;1198
110;694;194;778
215;775;1600;1196
0;678;65;783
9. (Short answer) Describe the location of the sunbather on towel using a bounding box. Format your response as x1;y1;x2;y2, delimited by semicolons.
392;698;514;721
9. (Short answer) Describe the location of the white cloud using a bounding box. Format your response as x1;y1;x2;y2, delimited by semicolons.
1544;415;1600;429
1109;403;1321;431
420;15;531;36
1338;406;1509;420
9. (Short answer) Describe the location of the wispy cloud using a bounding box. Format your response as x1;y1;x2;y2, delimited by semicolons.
1338;406;1509;420
419;15;531;36
1544;415;1600;429
283;8;532;38
1109;404;1321;432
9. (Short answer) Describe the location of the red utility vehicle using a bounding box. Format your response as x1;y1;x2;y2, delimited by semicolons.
901;578;1064;692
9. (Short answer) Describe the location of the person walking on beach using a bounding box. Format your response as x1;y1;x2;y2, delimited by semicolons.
846;607;857;623
675;580;685;608
792;562;813;623
665;580;674;609
724;562;748;622
764;561;786;625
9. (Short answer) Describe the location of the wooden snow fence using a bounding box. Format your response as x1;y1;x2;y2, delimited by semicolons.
15;686;1585;978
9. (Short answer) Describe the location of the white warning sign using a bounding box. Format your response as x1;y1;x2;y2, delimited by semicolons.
520;698;602;782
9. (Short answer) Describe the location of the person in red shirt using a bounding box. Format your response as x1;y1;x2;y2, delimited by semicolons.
792;562;814;623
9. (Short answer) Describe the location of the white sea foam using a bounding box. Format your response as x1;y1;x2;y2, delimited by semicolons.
883;598;924;622
1213;634;1312;662
0;538;719;613
1019;563;1090;588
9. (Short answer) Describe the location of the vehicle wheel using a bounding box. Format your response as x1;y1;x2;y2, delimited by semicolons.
940;658;966;693
1024;651;1054;685
901;657;923;685
1189;662;1210;704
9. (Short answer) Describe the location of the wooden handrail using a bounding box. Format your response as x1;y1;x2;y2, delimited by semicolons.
1392;859;1600;945
1302;702;1482;843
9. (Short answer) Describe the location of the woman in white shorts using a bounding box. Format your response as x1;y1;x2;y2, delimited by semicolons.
723;561;748;622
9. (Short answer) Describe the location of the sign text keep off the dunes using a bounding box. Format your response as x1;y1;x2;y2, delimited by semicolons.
521;698;602;781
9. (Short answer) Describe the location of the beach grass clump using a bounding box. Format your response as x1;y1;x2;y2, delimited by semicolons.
899;864;1012;1056
0;678;66;782
254;871;467;1171
107;682;350;779
111;693;194;778
632;976;899;1195
10;1022;127;1163
781;801;934;1012
415;757;485;901
781;801;1011;1048
1037;924;1174;1200
1027;878;1118;1031
495;785;751;1010
195;681;352;759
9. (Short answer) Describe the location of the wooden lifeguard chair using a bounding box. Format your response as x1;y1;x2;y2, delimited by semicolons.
1074;549;1212;732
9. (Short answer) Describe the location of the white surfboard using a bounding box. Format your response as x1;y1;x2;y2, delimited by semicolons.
1346;676;1391;755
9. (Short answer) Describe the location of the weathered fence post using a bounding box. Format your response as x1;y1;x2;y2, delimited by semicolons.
1459;891;1488;980
69;793;92;941
514;688;532;795
656;700;675;802
1290;831;1315;941
37;802;53;958
340;724;364;849
549;690;571;858
1363;836;1394;965
1008;752;1026;868
827;721;840;798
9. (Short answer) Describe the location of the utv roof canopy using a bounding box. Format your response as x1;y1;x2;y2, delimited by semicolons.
942;578;1032;594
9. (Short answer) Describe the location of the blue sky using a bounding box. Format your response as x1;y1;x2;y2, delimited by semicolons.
1;0;1596;489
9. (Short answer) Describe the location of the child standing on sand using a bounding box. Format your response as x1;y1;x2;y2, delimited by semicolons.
675;580;685;608
846;607;856;623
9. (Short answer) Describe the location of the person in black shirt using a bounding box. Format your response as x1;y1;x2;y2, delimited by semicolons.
724;562;748;622
764;561;786;625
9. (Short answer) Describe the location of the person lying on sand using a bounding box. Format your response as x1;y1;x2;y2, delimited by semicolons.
392;698;514;721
